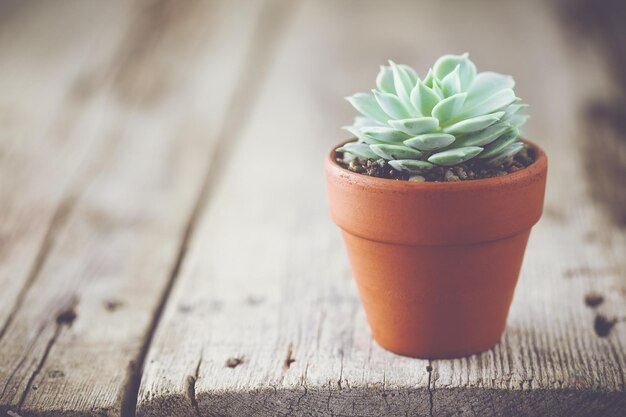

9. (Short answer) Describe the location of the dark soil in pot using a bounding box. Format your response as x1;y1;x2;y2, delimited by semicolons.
336;146;536;182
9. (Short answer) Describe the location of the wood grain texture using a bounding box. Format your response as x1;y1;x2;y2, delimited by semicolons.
0;0;132;350
0;0;265;415
136;1;625;416
0;0;624;416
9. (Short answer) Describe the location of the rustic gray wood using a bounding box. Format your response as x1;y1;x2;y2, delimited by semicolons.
1;0;624;416
136;0;625;416
0;0;267;415
0;0;130;348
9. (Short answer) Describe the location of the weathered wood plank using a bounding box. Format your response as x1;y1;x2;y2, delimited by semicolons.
0;0;267;415
0;0;133;346
137;0;625;416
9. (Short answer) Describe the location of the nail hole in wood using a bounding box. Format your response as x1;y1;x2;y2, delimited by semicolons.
56;308;76;326
225;357;244;368
47;370;65;378
594;314;617;337
584;293;604;308
104;300;123;311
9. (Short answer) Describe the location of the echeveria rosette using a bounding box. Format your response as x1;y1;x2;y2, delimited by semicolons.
339;53;529;173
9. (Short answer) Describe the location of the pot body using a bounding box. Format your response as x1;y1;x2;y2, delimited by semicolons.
325;141;547;358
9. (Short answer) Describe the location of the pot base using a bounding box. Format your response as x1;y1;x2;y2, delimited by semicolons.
343;230;530;359
373;336;502;360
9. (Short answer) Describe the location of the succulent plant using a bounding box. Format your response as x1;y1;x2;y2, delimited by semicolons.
340;53;528;173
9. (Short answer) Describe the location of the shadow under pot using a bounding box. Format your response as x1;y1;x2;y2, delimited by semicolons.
325;140;548;359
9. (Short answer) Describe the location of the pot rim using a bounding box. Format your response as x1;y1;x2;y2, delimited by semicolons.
327;138;547;191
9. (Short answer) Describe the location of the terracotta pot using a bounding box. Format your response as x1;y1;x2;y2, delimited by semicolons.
325;141;547;358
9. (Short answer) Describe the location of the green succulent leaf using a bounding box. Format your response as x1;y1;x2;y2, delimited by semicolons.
399;64;418;85
428;146;483;166
341;125;367;141
388;117;439;135
503;102;528;119
443;111;504;134
506;114;529;128
388;159;434;173
455;123;513;147
432;92;467;123
458;88;516;119
440;65;462;97
423;69;435;88
337;143;380;159
346;93;389;124
478;127;520;159
410;81;440;116
353;115;383;128
433;53;476;90
485;142;525;167
370;144;423;160
372;90;411;119
432;78;444;98
360;126;410;142
467;72;515;100
342;126;384;144
376;66;395;94
342;54;529;170
389;60;414;105
404;133;456;151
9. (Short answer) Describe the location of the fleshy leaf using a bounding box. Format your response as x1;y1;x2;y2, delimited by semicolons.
389;60;414;106
503;102;528;119
443;112;504;134
432;78;444;98
346;93;389;123
432;93;467;123
370;144;423;160
477;127;520;159
337;143;379;159
458;88;516;119
455;123;513;147
410;81;440;116
404;133;456;151
388;117;439;135
372;90;411;119
361;126;410;142
399;64;418;85
343;55;528;170
423;69;434;88
388;159;434;173
485;142;525;167
353;115;383;128
467;72;515;101
428;146;483;166
433;53;476;90
440;65;462;97
506;114;529;128
376;66;395;94
342;126;384;144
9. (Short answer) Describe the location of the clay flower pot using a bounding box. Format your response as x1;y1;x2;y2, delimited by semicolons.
325;140;547;358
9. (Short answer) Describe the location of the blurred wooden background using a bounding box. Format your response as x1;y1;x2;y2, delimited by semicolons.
0;0;624;416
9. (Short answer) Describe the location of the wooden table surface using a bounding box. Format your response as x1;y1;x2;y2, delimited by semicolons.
1;0;624;416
